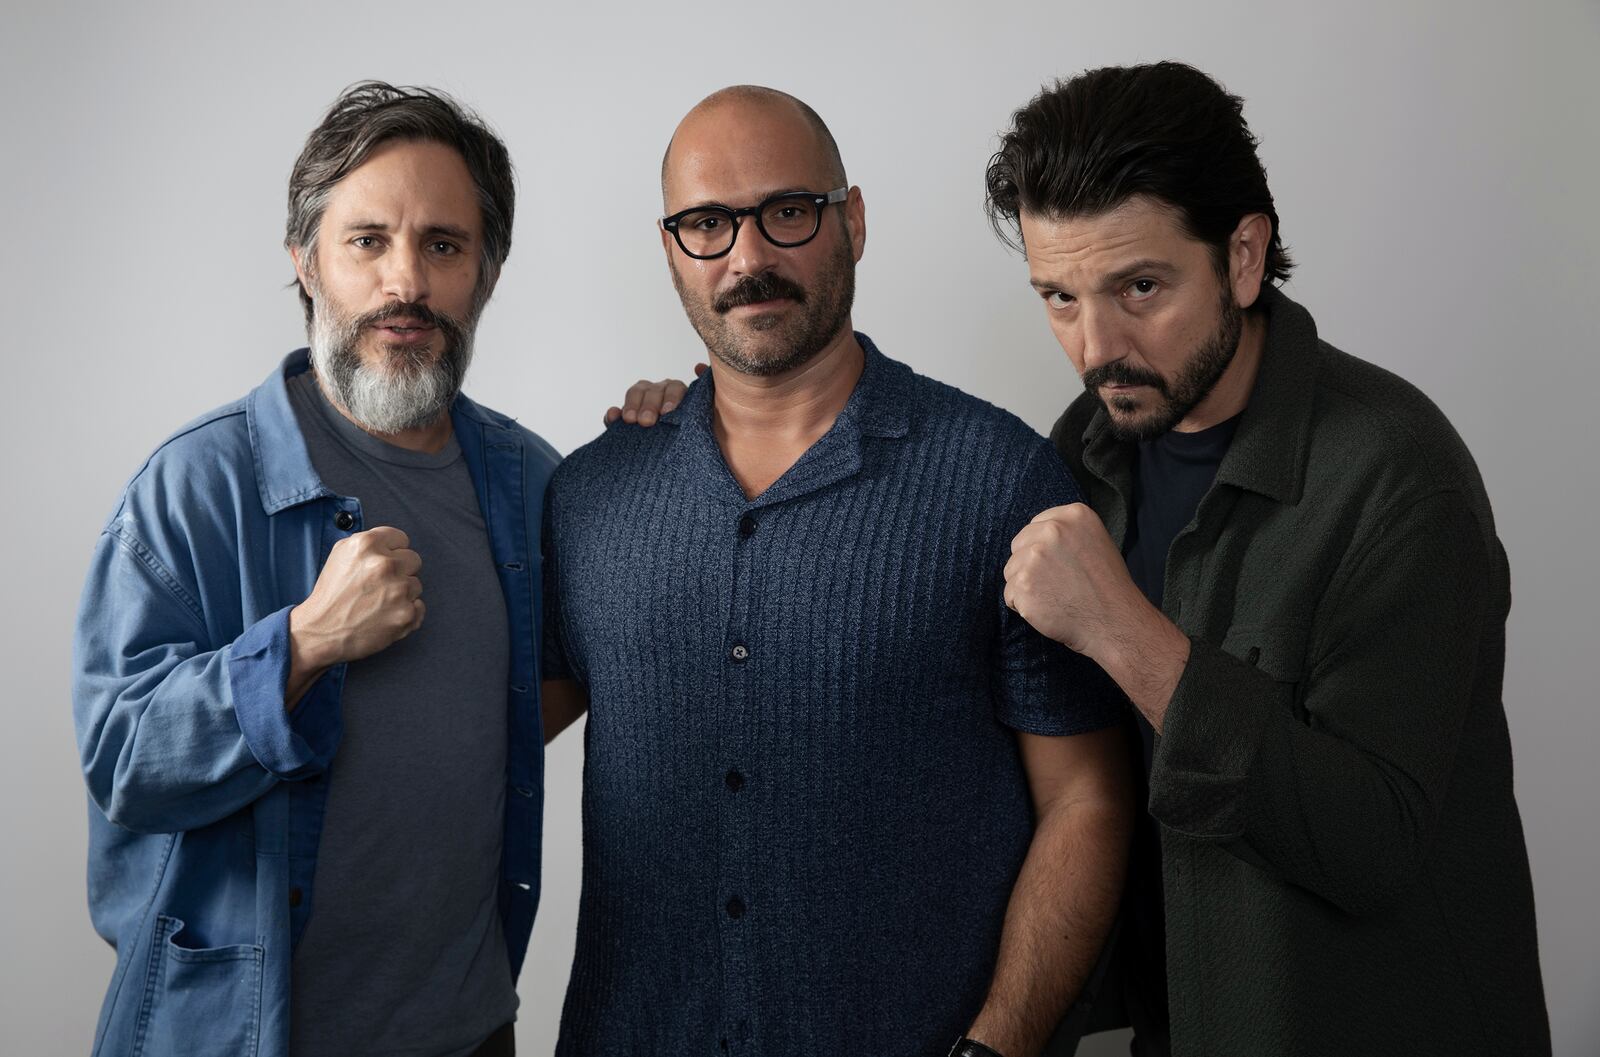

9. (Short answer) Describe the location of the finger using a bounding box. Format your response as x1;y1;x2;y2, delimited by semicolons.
604;406;623;425
1010;523;1048;553
405;575;423;601
407;598;426;634
661;378;689;414
693;362;709;377
636;380;678;424
392;548;422;577
365;525;411;551
620;380;652;423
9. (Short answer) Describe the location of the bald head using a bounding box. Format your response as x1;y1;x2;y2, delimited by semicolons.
661;85;846;208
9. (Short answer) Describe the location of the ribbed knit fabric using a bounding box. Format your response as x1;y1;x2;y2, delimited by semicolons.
543;335;1124;1057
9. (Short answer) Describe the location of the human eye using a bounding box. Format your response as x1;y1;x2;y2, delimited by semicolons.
428;240;461;257
1041;290;1075;310
351;235;382;250
1125;278;1159;300
688;212;724;233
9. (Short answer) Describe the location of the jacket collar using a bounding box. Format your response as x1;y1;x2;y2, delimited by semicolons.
245;349;513;515
1080;284;1321;506
658;331;912;509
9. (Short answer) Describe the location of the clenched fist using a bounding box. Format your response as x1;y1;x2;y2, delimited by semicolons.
1003;503;1191;730
1003;503;1135;655
285;526;423;708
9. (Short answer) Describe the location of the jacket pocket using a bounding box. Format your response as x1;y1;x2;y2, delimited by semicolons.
133;916;263;1057
1221;622;1311;720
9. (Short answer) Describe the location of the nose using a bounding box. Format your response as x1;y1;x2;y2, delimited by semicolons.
723;214;781;278
1078;302;1125;371
380;242;429;305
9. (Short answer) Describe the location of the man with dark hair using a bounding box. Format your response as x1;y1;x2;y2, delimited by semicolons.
71;82;685;1057
987;61;1549;1056
541;85;1134;1057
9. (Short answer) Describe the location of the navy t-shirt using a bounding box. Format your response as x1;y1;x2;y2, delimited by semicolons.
1119;413;1240;1046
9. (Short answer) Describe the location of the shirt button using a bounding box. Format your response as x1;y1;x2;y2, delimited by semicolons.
334;511;355;531
738;514;757;538
730;643;749;663
726;895;746;919
725;769;744;792
288;887;304;908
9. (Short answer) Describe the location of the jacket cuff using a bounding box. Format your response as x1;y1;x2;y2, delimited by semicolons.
229;606;342;779
1148;636;1276;840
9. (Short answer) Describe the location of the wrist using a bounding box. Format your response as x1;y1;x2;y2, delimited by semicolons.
288;604;340;672
948;1038;1007;1057
1102;601;1189;728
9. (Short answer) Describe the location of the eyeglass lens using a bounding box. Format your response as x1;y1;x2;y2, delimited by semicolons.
675;195;821;257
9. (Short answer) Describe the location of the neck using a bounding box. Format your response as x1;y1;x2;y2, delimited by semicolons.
1173;307;1267;433
314;372;455;454
710;326;865;446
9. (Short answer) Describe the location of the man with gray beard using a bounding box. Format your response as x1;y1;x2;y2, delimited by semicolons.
71;82;681;1057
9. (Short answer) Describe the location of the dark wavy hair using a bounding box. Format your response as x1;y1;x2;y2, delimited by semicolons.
985;62;1293;285
285;81;515;324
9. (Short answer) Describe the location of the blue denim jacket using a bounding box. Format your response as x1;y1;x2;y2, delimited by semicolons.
73;351;559;1057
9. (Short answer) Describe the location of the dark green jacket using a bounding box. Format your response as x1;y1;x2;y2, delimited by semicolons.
1053;287;1549;1056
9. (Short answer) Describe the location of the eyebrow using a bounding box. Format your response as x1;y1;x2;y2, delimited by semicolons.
1029;258;1179;293
340;219;475;242
675;187;811;213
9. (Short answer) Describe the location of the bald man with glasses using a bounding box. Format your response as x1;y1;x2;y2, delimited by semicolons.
539;86;1134;1057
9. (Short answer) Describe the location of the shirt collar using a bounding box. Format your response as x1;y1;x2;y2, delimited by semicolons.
245;348;513;515
659;331;912;508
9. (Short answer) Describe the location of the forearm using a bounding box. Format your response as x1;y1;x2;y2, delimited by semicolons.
1092;598;1190;735
286;603;337;711
77;591;340;832
966;798;1131;1057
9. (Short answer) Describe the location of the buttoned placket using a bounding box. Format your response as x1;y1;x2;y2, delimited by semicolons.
716;498;761;1054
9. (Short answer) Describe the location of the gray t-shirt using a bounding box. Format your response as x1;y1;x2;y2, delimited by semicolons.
287;371;516;1057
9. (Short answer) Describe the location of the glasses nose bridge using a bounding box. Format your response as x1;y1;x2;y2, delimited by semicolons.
724;205;782;273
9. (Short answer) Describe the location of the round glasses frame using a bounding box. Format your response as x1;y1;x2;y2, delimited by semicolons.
661;187;849;260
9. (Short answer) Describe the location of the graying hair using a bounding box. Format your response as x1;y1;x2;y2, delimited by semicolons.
286;81;515;325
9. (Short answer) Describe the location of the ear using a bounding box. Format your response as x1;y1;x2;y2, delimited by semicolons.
289;244;314;296
659;220;675;262
844;186;866;262
1228;213;1272;310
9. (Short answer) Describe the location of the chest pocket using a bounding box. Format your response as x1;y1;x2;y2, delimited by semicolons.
1221;623;1313;721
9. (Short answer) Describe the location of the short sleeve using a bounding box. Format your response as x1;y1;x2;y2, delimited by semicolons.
992;441;1128;735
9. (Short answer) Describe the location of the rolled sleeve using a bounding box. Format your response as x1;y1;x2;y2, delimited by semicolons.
1147;637;1279;839
229;605;343;779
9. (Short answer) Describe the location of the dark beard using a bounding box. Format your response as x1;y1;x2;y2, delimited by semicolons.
671;237;855;378
1085;293;1243;442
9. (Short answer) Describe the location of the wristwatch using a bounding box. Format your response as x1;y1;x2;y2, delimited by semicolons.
947;1038;1006;1057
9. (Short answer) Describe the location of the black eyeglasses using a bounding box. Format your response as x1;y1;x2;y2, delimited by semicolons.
661;187;848;260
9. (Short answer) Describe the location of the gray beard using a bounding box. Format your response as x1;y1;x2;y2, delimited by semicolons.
306;294;475;435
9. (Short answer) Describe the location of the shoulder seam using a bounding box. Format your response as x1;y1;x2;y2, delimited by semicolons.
102;526;209;633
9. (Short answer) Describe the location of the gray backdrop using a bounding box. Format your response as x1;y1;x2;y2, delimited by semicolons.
3;1;1595;1054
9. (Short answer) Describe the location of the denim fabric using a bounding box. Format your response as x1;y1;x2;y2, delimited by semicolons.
73;350;558;1057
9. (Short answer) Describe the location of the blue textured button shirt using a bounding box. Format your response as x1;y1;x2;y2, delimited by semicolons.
544;337;1123;1056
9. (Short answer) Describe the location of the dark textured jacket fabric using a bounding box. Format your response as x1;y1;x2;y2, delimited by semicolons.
1053;286;1549;1057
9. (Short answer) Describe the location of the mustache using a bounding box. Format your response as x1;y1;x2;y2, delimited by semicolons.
1082;361;1168;395
356;301;455;330
714;273;808;313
